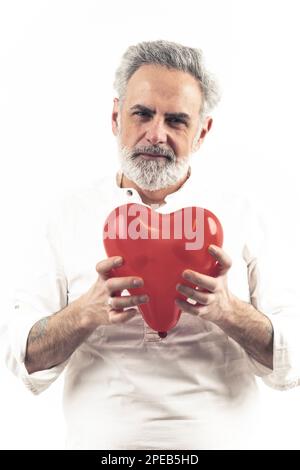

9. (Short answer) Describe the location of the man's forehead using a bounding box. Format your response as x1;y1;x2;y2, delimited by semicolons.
124;65;202;114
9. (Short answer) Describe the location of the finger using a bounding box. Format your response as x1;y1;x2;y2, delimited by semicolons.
96;256;123;279
182;270;217;292
208;245;232;275
175;298;209;317
109;308;139;324
176;284;213;305
106;276;144;294
107;294;149;310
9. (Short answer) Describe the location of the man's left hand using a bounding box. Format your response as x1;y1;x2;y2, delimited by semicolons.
175;244;236;323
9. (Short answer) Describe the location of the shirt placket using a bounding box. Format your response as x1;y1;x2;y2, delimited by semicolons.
143;321;163;342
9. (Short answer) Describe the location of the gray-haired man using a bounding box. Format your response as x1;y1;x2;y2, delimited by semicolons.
6;40;300;449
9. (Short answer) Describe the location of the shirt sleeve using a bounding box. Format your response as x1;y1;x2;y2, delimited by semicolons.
242;199;300;390
5;202;71;395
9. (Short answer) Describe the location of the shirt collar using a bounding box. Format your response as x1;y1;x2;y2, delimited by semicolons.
115;166;193;202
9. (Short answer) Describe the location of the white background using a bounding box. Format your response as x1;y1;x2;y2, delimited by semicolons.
1;0;300;449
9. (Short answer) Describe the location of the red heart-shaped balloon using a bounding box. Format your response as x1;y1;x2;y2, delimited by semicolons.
103;203;223;337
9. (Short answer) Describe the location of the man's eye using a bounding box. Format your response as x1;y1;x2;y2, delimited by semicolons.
167;117;186;125
133;111;150;118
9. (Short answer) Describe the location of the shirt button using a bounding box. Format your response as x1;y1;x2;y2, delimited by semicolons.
126;190;133;196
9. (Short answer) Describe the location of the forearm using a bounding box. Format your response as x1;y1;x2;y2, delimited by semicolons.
25;299;95;374
214;296;274;369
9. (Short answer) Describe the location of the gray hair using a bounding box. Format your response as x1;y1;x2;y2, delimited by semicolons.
113;40;221;121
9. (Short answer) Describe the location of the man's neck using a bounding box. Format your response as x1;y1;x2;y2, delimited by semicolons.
120;170;190;207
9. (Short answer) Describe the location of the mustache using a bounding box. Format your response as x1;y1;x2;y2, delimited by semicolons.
131;146;175;162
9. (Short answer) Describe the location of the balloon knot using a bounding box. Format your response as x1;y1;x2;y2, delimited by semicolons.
158;331;168;338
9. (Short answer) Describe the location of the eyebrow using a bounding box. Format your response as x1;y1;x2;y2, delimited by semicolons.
129;104;191;122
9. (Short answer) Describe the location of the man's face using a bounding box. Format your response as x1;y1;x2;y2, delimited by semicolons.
112;64;212;191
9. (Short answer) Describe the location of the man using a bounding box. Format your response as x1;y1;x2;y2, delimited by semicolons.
6;40;300;449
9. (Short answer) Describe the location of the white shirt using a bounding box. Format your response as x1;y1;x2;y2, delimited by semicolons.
5;168;300;449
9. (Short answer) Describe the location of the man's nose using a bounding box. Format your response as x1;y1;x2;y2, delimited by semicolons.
145;118;168;145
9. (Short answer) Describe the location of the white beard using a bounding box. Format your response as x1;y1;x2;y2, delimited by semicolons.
117;135;192;191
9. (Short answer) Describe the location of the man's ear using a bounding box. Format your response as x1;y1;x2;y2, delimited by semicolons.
112;98;120;136
193;117;213;152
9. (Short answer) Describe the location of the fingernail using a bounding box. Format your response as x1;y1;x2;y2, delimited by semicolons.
139;295;149;303
133;279;143;287
176;284;181;290
114;257;123;266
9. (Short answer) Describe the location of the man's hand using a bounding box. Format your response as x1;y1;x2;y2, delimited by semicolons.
175;244;274;369
25;255;148;374
78;256;149;328
175;244;234;323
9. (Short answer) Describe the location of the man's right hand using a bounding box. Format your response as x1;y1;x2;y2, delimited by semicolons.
78;256;149;328
25;256;148;374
